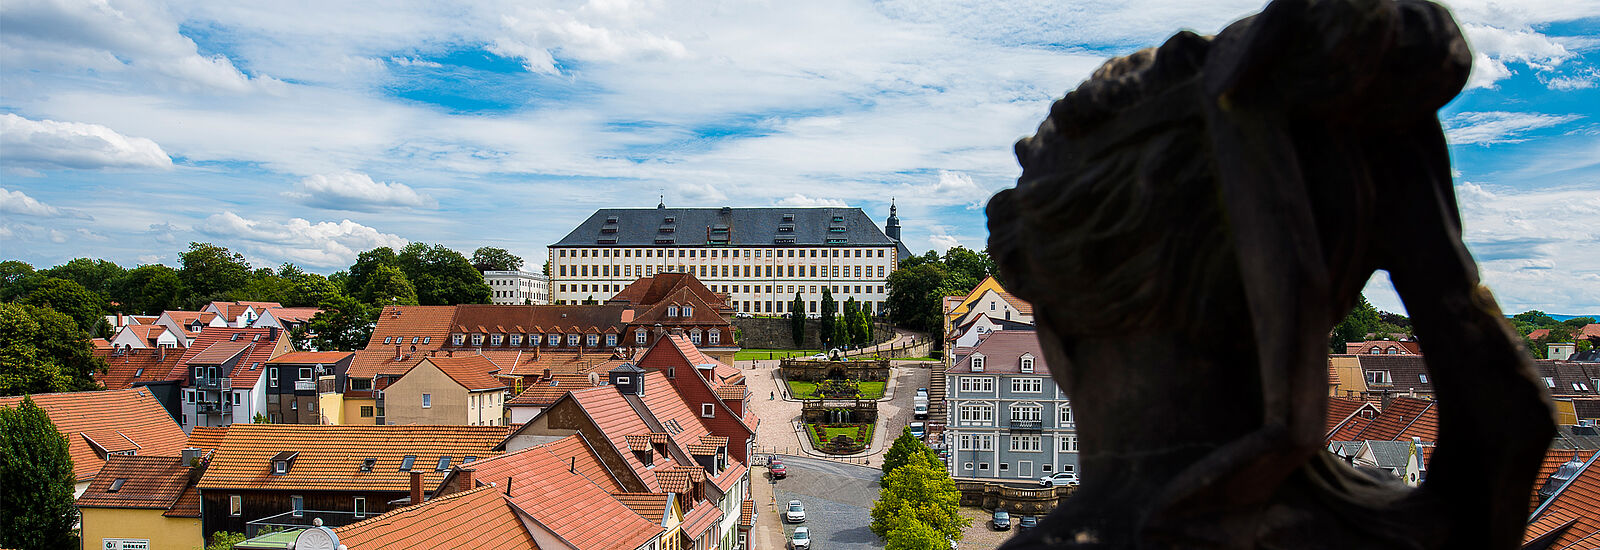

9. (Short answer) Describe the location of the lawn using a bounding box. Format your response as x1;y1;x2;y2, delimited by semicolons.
805;423;874;452
786;380;886;399
733;349;821;361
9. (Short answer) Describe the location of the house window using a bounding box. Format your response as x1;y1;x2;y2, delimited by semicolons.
708;329;721;345
957;434;995;451
292;495;304;517
1059;435;1079;452
636;329;648;345
491;334;503;345
186;391;195;403
360;406;374;417
1020;355;1035;373
384;336;392;344
269;368;279;387
606;334;617;347
1419;374;1429;383
399;455;416;471
529;334;541;346
230;495;242;516
232;393;240;406
690;330;702;345
1058;405;1074;426
586;334;599;347
1011;378;1043;393
958;377;994;393
452;334;464;346
668;306;679;317
1544;377;1556;388
958;403;994;426
422;394;432;408
963;462;974;470
971;354;985;372
354;497;367;518
510;334;522;346
1367;371;1392;385
979;463;990;471
683;305;693;316
436;456;451;471
471;334;484;346
568;334;580;346
299;368;312;380
1011;403;1042;422
702;404;715;417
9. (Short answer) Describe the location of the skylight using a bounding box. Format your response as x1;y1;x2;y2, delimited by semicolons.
399;455;416;471
108;478;127;492
435;456;452;471
360;458;376;472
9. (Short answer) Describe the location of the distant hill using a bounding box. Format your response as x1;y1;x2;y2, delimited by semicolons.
1506;313;1599;322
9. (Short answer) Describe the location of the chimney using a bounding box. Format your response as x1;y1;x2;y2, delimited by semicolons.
504;476;513;495
159;346;166;362
409;471;423;505
459;468;475;490
396;345;402;361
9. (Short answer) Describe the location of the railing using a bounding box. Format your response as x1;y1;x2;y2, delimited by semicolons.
197;402;231;415
294;380;317;392
1007;419;1043;431
246;510;366;538
195;377;232;390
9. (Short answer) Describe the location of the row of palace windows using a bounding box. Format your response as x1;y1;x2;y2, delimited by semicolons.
560;263;887;280
444;329;724;348
955;402;1074;426
559;247;888;259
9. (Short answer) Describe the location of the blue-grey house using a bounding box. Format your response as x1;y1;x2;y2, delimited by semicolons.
943;330;1078;481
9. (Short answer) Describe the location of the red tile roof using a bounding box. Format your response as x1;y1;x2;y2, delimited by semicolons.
1329;397;1438;443
568;386;668;491
1324;397;1377;440
172;327;288;383
93;347;183;390
348;306;461;379
75;455;194;510
996;291;1034;316
1531;449;1597;514
1526;453;1600;549
197;424;506;492
186;426;229;455
267;351;352;364
949;331;1046;375
417;356;507;392
457;435;660;549
681;500;724;540
614;492;672;524
1345;340;1422;355
334;485;537;549
507;373;605;406
1529;329;1552;341
120;324;175;347
612;272;728;311
265;307;320;323
0;389;188;482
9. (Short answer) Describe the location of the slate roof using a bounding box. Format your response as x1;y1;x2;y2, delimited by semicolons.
1525;452;1600;549
1357;354;1434;394
0;388;188;482
333;485;538;550
553;206;898;248
75;455;194;511
949;331;1048;375
94;347;183;390
1533;360;1600;397
197;424;507;492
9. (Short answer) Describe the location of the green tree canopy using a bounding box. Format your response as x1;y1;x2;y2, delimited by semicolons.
109;264;183;315
363;264;419;307
0;396;79;550
790;292;806;347
23;278;106;333
0;303;105;396
819;288;837;348
471;247;524;272
397;243;491;305
300;295;375;352
282;269;341;308
178;242;252;303
880;426;939;486
0;260;41;303
345;247;400;302
870;451;967;542
941;246;994;284
40;257;126;298
1329;296;1381;353
886;262;949;337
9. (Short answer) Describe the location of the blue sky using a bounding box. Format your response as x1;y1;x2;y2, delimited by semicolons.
2;0;1597;315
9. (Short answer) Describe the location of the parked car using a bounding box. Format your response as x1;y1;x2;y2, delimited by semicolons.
809;353;829;361
786;499;806;523
770;459;787;479
909;421;925;439
792;526;811;549
1039;472;1080;487
991;508;1011;531
1019;515;1038;531
913;402;928;419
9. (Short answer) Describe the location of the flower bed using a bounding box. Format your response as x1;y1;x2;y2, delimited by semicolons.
805;423;873;454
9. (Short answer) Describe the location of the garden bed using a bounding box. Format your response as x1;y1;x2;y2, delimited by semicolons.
787;380;885;400
805;423;874;454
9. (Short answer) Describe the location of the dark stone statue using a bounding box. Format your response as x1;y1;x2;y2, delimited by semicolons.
987;0;1555;547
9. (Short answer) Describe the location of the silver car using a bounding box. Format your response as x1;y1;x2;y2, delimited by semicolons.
786;499;806;523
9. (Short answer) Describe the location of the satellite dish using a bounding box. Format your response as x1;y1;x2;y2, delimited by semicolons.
293;526;340;550
589;372;602;386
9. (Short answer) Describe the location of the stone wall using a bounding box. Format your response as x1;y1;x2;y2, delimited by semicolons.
733;317;894;349
955;481;1075;514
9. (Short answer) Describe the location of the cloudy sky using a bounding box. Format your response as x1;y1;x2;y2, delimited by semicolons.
1;0;1597;315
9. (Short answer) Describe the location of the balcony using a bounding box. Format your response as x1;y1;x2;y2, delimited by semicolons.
246;510;366;538
1007;419;1042;431
195;377;232;390
197;402;232;415
294;380;317;392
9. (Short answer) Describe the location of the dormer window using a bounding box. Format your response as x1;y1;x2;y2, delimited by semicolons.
683;305;693;317
668;306;679;317
708;329;720;346
1367;370;1392;385
1020;354;1034;373
606;334;618;347
567;334;580;346
452;334;464;346
471;334;484;346
690;329;702;345
270;451;298;475
586;334;599;347
491;334;503;346
530;334;542;346
971;354;985;372
510;334;522;346
636;329;648;345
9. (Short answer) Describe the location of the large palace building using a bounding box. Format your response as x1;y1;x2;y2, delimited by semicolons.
549;202;910;315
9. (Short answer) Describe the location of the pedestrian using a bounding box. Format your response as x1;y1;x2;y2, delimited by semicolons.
770;391;775;400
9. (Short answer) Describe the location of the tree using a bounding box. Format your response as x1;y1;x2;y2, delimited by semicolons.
886;263;949;337
282;270;341;308
178;242;252;303
941;246;994;285
1329;296;1381;353
345;247;400;302
1;396;78;550
109;264;183;315
397;243;492;305
23;278;105;333
471;247;524;272
206;532;247;550
819;288;837;348
40;258;126;298
302;295;375;352
0;303;105;396
0;260;41;303
790;293;806;347
870;451;967;542
362;265;419;307
884;516;948;550
880;426;939;486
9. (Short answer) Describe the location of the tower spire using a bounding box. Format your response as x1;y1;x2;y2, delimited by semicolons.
886;198;902;241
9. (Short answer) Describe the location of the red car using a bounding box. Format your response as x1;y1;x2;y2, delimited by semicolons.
770;459;787;479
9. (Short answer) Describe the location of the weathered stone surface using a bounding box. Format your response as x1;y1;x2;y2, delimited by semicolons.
987;0;1554;547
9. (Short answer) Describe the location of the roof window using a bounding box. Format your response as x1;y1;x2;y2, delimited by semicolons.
108;478;127;492
399;455;416;471
463;456;478;464
663;216;675;224
782;213;794;222
435;456;452;471
231;334;240;341
605;216;619;224
360;458;376;472
831;215;844;223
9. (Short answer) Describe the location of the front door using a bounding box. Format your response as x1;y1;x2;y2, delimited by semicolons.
1019;460;1032;478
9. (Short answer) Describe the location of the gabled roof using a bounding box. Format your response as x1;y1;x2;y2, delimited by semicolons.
1531;449;1597;515
197;424;507;492
0;389;188;482
949;331;1047;375
263;306;320;323
186;426;229;455
565;386;670;491
446;435;660;549
1345;340;1422;355
1334;397;1438;442
75;455;194;511
1356;354;1434;394
1533;360;1600;397
553;206;897;248
507;373;603;407
173;327;286;383
680;499;724;539
1324;397;1379;440
995;290;1034;316
413;356;508;392
614;492;673;525
93;347;183;390
347;306;461;379
117;324;175;347
334;485;538;550
611;272;728;312
266;351;352;365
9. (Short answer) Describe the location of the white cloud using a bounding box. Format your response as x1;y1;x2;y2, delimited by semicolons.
197;211;409;268
0;114;172;171
285;171;437;211
928;233;962;252
148;222;179;244
775;194;847;207
489;0;688;74
1460;23;1577;89
2;187;61;217
48;229;68;243
1451;182;1600;313
1445;112;1582;145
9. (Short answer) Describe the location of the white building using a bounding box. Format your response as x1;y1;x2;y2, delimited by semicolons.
483;269;551;305
549;203;911;314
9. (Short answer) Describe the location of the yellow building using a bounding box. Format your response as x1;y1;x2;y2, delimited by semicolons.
76;454;205;550
381;356;508;426
944;276;1007;337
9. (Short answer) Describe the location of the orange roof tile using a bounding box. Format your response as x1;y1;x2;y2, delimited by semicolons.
197;424;506;492
414;356;507;392
1531;449;1597;514
173;327;287;383
506;373;603;407
93;347;183;389
0;389;187;482
681;500;724;539
1332;397;1437;443
996;291;1034;316
267;351;352;364
75;455;194;510
567;386;671;491
348;306;461;379
614;492;672;524
334;485;537;550
1526;453;1600;549
1324;397;1377;440
186;426;229;454
265;307;320;323
741;499;755;528
466;436;660;548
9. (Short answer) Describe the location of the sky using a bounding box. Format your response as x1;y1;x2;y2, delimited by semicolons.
1;0;1597;315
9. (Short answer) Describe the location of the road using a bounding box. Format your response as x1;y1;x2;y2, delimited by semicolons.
762;455;883;550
